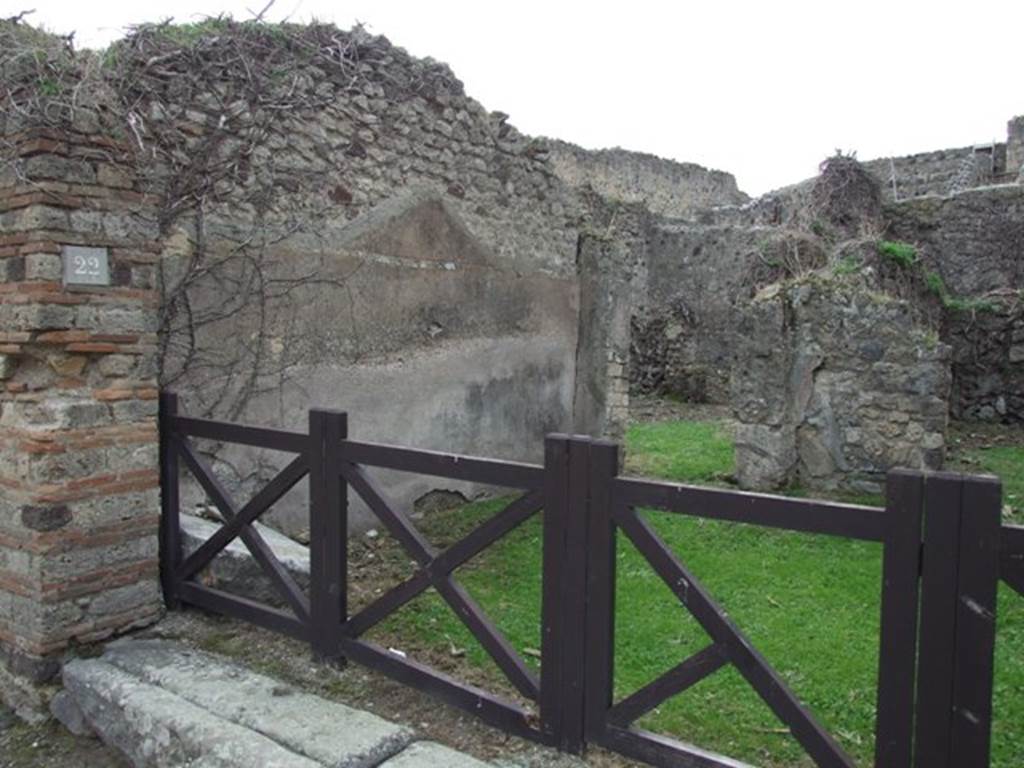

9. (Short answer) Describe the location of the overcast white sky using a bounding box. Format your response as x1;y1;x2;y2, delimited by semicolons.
6;1;1023;195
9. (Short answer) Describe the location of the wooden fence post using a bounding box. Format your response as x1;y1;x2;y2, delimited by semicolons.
540;435;592;753
874;470;925;768
584;440;620;743
309;409;348;664
540;434;568;747
914;472;1001;768
158;391;181;610
949;474;1001;767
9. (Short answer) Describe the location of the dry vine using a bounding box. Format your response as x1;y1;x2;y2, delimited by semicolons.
810;150;883;238
1;13;465;419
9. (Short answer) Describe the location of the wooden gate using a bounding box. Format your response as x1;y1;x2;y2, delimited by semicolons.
158;394;1011;767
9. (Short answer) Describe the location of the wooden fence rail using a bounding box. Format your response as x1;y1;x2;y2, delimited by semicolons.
158;393;1013;768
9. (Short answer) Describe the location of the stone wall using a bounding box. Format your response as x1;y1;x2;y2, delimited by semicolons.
945;302;1024;422
624;165;1022;416
547;140;748;218
0;19;586;700
132;26;584;535
883;186;1024;422
572;195;650;441
1007;115;1024;181
862;145;1007;201
0;16;1019;701
628;224;826;403
732;276;951;494
884;185;1024;297
0;125;163;704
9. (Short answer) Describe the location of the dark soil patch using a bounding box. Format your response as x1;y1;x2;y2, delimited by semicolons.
0;714;129;768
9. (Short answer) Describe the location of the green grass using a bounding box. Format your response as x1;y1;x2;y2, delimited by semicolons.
973;445;1024;501
369;420;1024;767
624;420;734;483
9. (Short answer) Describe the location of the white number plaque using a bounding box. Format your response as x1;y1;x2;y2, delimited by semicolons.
62;245;110;287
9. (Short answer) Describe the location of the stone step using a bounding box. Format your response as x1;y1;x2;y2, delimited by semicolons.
53;639;490;768
59;659;324;768
379;742;496;767
180;513;311;606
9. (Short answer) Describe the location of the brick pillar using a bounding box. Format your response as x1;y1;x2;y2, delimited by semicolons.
0;125;163;711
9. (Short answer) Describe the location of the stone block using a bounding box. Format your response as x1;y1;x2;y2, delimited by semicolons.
67;640;415;768
796;427;837;479
91;306;158;334
97;354;136;377
47;354;88;378
96;164;135;190
24;252;62;281
20;504;72;532
0;398;111;431
0;256;25;282
0;354;17;380
381;742;492;767
22;155;96;184
49;689;94;737
734;424;796;490
38;535;158;583
64;488;158;530
111;398;159;422
180;514;310;605
1;303;76;331
62;658;325;768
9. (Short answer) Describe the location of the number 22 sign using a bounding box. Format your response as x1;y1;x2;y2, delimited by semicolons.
62;245;110;287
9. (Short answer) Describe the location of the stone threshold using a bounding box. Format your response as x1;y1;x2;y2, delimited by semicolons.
52;638;491;768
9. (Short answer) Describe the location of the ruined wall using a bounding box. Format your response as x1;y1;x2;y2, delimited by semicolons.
884;185;1024;422
884;185;1024;296
0;122;163;704
0;18;587;693
945;303;1024;422
1005;115;1024;181
573;195;650;441
629;224;825;403
732;276;951;494
624;153;1022;415
547;140;748;218
862;145;1007;200
133;26;583;535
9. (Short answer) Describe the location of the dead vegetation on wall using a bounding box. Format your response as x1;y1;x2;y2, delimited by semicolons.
1;14;562;421
2;16;379;416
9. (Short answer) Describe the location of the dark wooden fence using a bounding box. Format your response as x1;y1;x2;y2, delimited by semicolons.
158;393;1019;768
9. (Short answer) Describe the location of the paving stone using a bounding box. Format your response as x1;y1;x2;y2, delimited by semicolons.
98;639;413;768
49;688;94;736
380;742;492;768
62;657;323;768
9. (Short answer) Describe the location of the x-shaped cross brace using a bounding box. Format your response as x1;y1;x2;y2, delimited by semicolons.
173;435;311;623
340;461;542;701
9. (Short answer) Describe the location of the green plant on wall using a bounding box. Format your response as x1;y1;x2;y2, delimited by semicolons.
877;240;918;268
834;254;863;275
875;240;998;314
923;269;998;313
